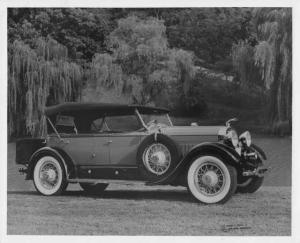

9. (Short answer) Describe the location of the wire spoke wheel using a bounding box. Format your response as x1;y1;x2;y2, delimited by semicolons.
39;162;60;189
33;156;66;196
195;162;225;197
187;155;237;204
137;134;181;181
143;143;171;175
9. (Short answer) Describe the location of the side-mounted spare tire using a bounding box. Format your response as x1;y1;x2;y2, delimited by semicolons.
137;133;182;181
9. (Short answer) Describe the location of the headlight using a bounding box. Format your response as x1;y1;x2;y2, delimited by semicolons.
227;129;239;148
239;131;251;147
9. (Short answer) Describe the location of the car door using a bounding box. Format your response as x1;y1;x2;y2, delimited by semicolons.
61;116;109;166
108;132;143;165
47;115;97;165
105;115;145;165
92;134;110;165
48;135;97;165
87;117;110;165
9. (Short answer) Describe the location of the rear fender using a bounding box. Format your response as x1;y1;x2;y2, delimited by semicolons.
51;147;77;178
26;147;72;180
147;142;241;186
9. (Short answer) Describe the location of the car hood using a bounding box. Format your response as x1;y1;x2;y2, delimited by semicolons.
159;126;225;136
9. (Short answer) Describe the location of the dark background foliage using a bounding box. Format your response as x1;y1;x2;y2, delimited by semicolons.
7;8;292;138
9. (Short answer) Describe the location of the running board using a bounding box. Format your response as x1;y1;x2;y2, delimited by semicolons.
67;178;146;186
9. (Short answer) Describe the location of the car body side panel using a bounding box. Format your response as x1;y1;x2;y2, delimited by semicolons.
47;132;145;166
92;135;110;165
169;135;218;156
109;133;145;165
47;135;104;165
160;126;223;136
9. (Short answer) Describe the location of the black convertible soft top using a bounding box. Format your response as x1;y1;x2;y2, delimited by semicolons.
44;102;169;117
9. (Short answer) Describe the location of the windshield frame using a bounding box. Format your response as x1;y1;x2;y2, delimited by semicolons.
46;108;173;136
135;109;173;130
166;113;174;126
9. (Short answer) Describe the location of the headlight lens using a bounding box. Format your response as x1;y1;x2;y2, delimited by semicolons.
239;131;251;147
227;129;239;148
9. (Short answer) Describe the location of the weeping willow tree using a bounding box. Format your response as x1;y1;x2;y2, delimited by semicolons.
89;53;123;95
232;8;292;134
232;41;263;89
253;8;292;134
87;16;196;106
8;38;83;138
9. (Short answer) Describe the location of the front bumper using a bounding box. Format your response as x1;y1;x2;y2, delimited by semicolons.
18;166;28;175
242;166;270;177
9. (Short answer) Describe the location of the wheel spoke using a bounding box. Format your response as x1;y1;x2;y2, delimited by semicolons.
195;161;226;196
143;143;171;175
38;162;60;190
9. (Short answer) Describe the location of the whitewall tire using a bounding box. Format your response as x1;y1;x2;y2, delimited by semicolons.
187;155;237;204
33;156;67;196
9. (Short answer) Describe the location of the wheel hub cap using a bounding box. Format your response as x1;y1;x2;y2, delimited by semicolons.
46;169;57;182
202;171;218;187
40;162;59;188
151;151;167;165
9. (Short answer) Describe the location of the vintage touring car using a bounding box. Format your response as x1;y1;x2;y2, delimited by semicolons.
16;102;268;204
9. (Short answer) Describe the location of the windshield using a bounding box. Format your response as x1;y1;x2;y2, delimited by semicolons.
141;114;172;127
91;115;142;133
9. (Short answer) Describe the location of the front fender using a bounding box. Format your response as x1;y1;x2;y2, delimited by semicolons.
147;142;241;186
26;147;69;180
250;144;267;160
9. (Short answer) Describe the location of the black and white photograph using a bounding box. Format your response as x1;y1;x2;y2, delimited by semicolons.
0;0;299;241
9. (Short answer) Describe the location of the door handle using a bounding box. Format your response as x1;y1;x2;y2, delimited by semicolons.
59;139;70;144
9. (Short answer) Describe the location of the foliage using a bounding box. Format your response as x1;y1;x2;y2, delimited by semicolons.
162;8;254;64
8;38;83;137
232;41;263;88
8;8;112;60
7;8;291;137
88;16;197;106
89;53;123;93
253;8;292;133
231;8;292;134
107;8;255;66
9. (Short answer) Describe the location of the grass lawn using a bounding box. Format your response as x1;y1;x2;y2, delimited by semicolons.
7;186;290;235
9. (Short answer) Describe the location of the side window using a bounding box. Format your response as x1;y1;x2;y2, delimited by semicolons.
90;117;104;132
55;115;77;134
105;115;141;132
